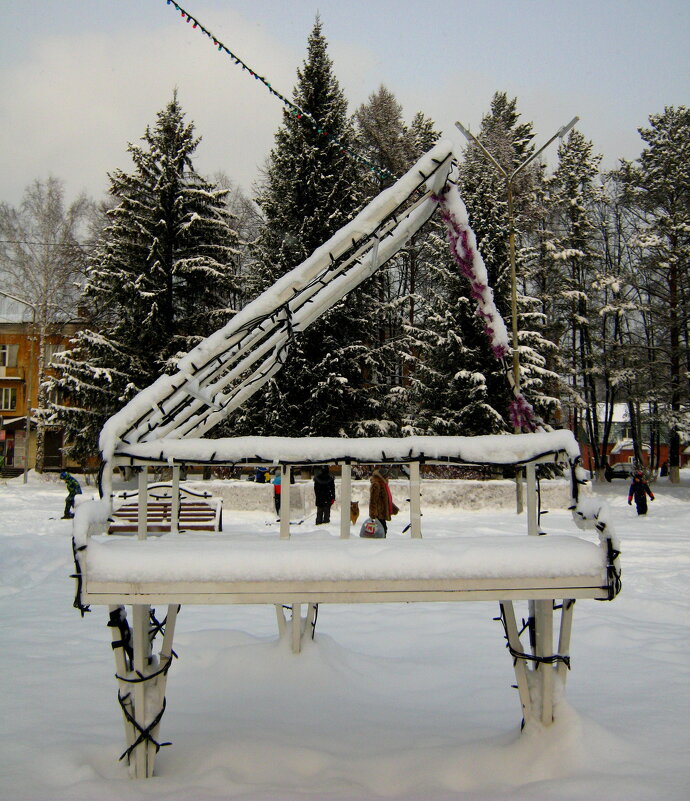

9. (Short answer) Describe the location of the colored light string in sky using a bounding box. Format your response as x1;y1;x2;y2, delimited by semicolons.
162;0;397;180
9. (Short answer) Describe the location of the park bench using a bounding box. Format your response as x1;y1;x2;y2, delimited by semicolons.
108;483;222;535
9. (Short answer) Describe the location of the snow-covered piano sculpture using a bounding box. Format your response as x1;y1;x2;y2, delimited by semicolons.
69;142;621;778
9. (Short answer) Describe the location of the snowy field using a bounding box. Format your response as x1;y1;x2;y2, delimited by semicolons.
1;472;688;801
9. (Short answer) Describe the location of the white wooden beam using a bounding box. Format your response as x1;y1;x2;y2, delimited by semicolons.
108;605;136;754
535;599;554;725
149;604;179;753
279;465;290;540
132;604;153;777
557;599;575;685
137;469;148;541
409;461;422;538
526;463;538;536
500;601;532;724
305;603;317;641
340;462;351;539
291;604;302;653
170;467;180;534
275;604;287;637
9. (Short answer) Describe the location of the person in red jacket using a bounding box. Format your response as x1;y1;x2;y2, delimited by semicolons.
628;471;654;515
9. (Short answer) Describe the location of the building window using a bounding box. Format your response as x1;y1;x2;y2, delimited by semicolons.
1;387;17;410
47;386;63;406
43;342;65;368
1;344;19;367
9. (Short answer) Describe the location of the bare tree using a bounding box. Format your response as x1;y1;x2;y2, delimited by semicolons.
0;177;91;471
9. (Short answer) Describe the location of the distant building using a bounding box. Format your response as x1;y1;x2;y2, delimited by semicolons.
576;403;688;472
0;297;81;472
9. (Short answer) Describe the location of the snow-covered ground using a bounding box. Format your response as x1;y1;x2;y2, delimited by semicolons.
1;472;688;800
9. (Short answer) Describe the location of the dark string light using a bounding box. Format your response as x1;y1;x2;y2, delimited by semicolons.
0;239;81;247
162;0;396;180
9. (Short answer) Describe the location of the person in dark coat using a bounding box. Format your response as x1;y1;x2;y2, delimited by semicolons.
368;468;399;535
628;471;654;515
60;471;82;518
313;466;336;524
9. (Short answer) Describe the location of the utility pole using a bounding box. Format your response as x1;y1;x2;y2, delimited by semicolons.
455;116;579;510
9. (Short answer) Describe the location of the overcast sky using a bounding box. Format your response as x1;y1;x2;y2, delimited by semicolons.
1;0;688;208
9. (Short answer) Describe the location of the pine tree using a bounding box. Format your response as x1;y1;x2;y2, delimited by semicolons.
352;88;434;431
544;130;610;466
235;17;371;437
404;233;508;436
355;85;415;197
50;95;240;461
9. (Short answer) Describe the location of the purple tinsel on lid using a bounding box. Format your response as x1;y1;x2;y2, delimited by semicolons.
509;394;538;432
434;189;510;362
433;183;531;420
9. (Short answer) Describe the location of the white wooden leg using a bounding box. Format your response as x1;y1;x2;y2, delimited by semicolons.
525;464;538;536
108;605;136;752
291;604;302;654
557;599;575;684
137;469;148;541
340;462;351;539
409;461;422;538
132;604;153;777
500;601;533;724
515;467;524;514
305;603;317;639
275;604;287;637
280;465;291;540
171;467;180;534
535;600;554;725
149;605;179;751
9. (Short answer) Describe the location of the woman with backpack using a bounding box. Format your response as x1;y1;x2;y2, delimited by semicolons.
368;467;399;536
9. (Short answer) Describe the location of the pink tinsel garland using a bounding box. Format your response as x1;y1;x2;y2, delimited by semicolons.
433;185;539;433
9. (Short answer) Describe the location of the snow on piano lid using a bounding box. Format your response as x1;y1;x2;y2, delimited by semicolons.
85;533;605;584
111;430;581;467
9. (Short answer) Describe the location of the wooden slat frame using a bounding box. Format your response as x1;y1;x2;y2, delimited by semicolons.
83;574;608;606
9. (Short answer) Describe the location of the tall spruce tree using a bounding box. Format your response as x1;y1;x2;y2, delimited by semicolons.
235;17;371;437
352;88;437;430
543;129;606;465
404;235;509;435
50;95;240;462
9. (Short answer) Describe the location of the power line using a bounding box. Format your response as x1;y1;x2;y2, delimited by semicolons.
1;239;76;246
161;0;397;181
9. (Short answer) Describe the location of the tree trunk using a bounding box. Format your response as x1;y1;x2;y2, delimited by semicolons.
668;251;681;483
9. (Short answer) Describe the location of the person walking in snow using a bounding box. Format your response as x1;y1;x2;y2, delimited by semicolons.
313;465;336;524
60;470;82;519
628;471;654;515
254;466;269;483
368;467;399;536
271;470;282;516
